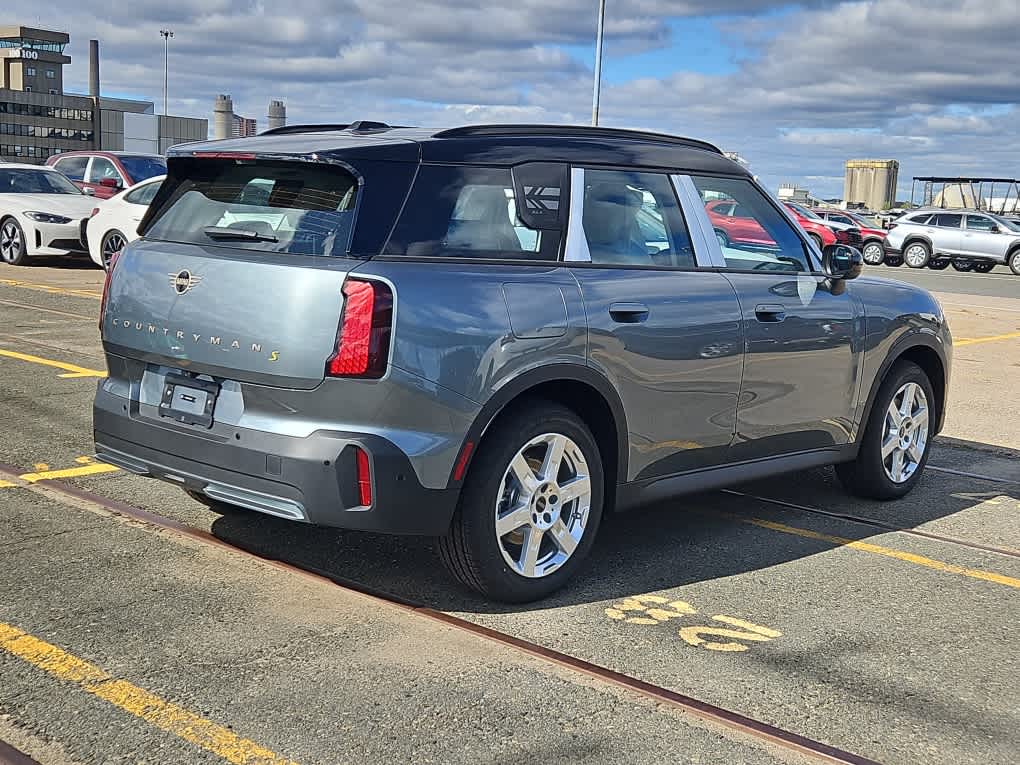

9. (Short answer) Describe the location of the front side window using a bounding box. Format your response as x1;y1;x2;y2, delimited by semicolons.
580;169;695;268
385;165;559;259
118;155;167;182
965;215;996;232
829;214;853;226
934;213;963;228
144;159;358;257
87;157;124;185
693;175;812;272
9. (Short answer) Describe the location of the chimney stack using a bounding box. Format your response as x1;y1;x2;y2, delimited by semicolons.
89;39;100;98
267;100;286;131
213;94;234;140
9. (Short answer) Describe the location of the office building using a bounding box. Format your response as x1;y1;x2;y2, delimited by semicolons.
231;113;256;137
0;24;207;163
844;159;899;211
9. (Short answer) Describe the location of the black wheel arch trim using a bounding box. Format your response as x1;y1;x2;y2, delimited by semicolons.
900;235;933;253
855;330;949;449
448;363;629;489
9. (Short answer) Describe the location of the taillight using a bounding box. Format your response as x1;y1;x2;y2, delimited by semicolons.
355;447;373;506
326;279;393;378
98;250;120;331
90;207;100;218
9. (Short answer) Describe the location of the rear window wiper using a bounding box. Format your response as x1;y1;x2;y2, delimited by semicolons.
202;226;278;243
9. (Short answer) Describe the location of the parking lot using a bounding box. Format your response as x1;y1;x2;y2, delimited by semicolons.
1;260;1018;765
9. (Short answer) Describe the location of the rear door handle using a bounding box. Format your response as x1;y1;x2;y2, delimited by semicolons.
609;302;649;323
755;304;786;323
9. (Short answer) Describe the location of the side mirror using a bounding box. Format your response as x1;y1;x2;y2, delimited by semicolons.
990;226;1001;234
822;244;864;281
99;178;121;189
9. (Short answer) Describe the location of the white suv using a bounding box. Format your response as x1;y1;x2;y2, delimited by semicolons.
885;209;1020;273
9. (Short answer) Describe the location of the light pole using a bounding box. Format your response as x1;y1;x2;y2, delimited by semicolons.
591;0;606;126
160;29;174;116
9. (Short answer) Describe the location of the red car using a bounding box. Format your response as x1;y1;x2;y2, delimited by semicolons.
813;209;888;264
780;202;838;249
706;198;837;250
45;151;167;199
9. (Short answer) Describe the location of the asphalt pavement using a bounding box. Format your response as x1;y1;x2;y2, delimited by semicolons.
0;259;1018;765
869;263;1018;298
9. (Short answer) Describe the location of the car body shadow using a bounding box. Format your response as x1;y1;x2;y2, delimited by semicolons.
208;440;1017;615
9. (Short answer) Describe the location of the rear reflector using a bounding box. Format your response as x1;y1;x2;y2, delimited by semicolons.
326;279;393;378
453;441;475;481
355;447;372;506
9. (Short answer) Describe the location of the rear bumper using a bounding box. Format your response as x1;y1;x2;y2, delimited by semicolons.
93;388;459;536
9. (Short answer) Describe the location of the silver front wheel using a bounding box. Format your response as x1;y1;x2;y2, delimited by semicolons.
881;382;929;484
494;433;591;579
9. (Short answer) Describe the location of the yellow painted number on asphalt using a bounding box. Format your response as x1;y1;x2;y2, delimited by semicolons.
605;596;781;653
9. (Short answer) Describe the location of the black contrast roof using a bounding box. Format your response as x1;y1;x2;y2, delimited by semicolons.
169;122;746;175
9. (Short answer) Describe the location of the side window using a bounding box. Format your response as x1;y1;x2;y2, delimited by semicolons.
908;213;931;224
934;213;962;228
692;175;812;273
965;215;996;232
87;157;123;185
125;181;161;205
830;214;853;225
581;169;695;268
54;156;88;182
385;165;560;259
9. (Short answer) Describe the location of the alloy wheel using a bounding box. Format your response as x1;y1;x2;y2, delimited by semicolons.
881;382;929;484
102;232;126;270
0;221;22;264
494;432;592;579
862;242;884;264
904;243;929;267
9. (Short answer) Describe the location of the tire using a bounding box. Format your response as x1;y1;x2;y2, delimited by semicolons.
951;259;974;272
809;233;823;251
928;258;950;270
0;217;28;266
439;400;604;602
714;229;729;248
1008;250;1020;276
861;241;885;265
885;256;903;267
903;241;930;268
100;229;127;271
972;261;995;274
836;361;935;500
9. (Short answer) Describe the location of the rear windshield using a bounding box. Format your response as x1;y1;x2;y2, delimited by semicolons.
118;155;167;182
145;159;358;256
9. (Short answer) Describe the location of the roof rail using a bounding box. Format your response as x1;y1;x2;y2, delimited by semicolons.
433;124;722;154
260;121;404;137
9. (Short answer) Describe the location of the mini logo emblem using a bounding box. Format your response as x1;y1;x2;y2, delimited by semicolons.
168;270;203;295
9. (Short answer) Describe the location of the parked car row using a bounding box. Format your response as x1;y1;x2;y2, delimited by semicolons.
0;151;166;269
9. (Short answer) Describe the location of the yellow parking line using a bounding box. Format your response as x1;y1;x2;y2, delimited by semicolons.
0;348;106;378
730;514;1020;590
955;331;1020;347
0;622;300;765
0;480;15;488
0;278;102;299
19;463;120;483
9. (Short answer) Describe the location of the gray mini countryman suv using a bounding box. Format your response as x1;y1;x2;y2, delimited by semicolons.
94;122;952;602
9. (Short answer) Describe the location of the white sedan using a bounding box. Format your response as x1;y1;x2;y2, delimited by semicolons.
86;175;165;269
0;164;97;266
